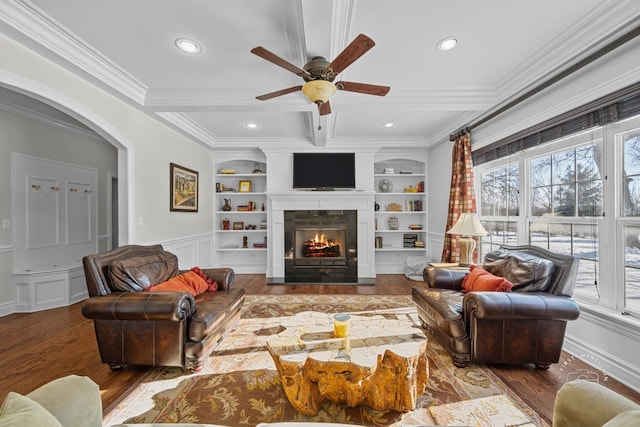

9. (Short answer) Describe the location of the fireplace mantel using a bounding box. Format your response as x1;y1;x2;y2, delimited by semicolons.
267;191;376;279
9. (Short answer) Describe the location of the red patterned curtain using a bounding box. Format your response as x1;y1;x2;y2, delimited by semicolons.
441;132;478;263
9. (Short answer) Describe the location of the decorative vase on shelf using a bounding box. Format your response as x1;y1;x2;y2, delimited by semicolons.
222;198;232;211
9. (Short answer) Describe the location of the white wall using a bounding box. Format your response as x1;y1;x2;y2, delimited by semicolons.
0;33;215;314
426;141;453;261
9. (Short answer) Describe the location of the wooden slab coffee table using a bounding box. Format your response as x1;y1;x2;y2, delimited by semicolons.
266;310;429;416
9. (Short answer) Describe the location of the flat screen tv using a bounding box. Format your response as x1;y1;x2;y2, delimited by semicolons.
293;152;356;190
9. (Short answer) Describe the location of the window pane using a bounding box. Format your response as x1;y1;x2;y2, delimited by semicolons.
577;144;602;180
508;190;519;216
480;221;517;258
623;133;640;175
624;177;640;217
574;223;600;299
623;133;640;217
578;180;603;216
575;259;600;300
552;150;575;184
529;222;549;247
548;223;572;255
480;171;495;216
531;187;551;216
552;184;575;216
530;221;600;300
624;225;640;313
531;156;551;186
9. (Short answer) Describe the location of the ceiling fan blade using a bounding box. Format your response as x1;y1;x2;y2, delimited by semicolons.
324;34;375;77
335;81;390;96
255;85;302;101
251;46;310;78
319;101;331;116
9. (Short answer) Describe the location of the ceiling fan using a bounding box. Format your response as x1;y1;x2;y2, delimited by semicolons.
251;34;390;116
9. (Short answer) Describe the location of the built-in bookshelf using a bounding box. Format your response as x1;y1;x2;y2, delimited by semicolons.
374;157;428;273
214;159;267;273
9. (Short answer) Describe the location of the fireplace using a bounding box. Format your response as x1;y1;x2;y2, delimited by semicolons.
284;210;357;282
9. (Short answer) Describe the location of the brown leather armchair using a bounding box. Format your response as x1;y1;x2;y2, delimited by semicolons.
82;244;244;372
412;245;580;369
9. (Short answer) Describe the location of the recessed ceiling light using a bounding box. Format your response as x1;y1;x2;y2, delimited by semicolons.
436;37;458;51
244;122;259;129
175;38;202;54
383;122;395;128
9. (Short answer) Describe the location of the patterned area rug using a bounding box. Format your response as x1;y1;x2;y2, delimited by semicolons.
103;294;548;427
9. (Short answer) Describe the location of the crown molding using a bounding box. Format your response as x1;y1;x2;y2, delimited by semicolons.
0;0;148;104
496;0;640;103
155;112;217;149
0;97;102;140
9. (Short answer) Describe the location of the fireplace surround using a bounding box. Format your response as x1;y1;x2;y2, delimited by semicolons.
267;191;375;283
284;210;357;282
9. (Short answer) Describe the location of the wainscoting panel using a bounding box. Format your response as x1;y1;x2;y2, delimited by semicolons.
161;233;214;270
66;181;92;244
27;176;59;249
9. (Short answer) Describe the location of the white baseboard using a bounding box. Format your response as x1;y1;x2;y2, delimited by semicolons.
564;334;640;392
0;300;14;317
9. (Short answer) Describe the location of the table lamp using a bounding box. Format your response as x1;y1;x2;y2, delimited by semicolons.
446;212;488;266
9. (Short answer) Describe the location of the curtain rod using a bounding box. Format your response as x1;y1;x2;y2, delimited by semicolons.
449;23;640;141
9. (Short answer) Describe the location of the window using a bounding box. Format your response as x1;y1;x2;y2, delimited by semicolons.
528;141;603;301
478;163;519;256
477;117;640;319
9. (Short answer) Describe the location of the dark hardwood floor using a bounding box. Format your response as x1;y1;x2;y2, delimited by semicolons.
1;274;638;425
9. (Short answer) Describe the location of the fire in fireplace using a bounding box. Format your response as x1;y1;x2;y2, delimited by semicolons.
303;232;342;257
292;216;348;266
284;210;357;283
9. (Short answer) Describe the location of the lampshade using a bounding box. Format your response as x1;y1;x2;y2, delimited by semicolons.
446;212;488;237
302;80;336;105
446;212;487;267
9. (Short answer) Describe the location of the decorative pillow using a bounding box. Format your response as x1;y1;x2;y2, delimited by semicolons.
147;267;218;296
109;252;179;292
0;392;63;427
462;265;513;292
191;267;219;292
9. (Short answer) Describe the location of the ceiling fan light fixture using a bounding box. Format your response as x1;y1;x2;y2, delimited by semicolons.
302;80;336;105
383;122;395;128
175;38;202;54
436;36;458;51
244;121;259;129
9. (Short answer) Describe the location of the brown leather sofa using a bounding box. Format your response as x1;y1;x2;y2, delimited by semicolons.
82;244;244;372
412;245;580;369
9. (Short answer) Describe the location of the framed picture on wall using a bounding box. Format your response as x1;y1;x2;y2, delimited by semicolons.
239;180;252;193
170;163;199;212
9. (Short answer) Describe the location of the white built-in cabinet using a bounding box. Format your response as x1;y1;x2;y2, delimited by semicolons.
213;158;268;273
374;158;428;273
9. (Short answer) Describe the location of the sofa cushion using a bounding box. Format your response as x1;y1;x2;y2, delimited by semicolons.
147;270;217;296
462;265;513;292
483;249;555;292
109;252;179;292
0;392;62;427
